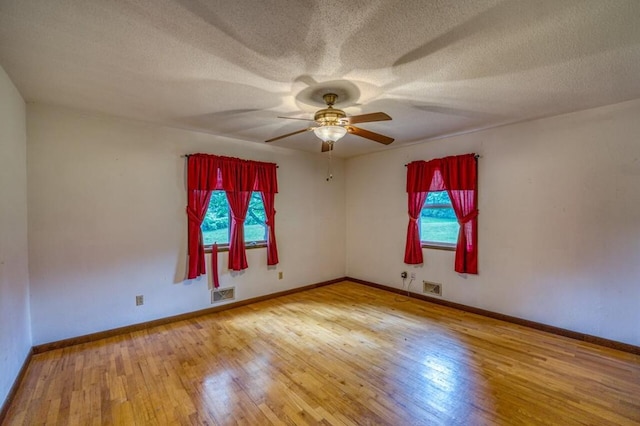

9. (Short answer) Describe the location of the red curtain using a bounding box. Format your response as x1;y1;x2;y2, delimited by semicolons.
404;191;428;264
186;154;278;278
404;161;437;264
226;190;252;271
257;164;279;265
211;243;220;288
261;192;279;265
404;154;478;274
225;160;257;271
186;189;212;279
441;154;478;274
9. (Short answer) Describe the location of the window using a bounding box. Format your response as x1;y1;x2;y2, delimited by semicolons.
405;154;477;272
201;191;267;247
186;153;278;277
420;191;459;249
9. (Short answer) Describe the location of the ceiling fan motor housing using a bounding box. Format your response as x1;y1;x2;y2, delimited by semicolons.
314;93;347;125
314;107;347;125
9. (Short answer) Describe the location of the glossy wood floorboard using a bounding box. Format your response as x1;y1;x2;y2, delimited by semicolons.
4;281;640;425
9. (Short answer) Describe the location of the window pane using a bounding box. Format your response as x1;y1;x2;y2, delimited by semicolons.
201;191;230;245
244;192;267;242
200;191;267;246
425;190;452;205
421;211;459;244
421;191;459;245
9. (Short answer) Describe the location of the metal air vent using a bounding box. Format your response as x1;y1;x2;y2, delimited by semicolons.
212;287;235;303
423;281;442;296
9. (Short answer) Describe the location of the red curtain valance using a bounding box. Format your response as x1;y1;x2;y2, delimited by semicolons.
406;155;476;192
187;154;278;193
405;154;478;274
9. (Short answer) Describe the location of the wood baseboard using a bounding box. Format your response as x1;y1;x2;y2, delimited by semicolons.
26;273;640;359
346;277;640;355
0;347;33;424
33;277;344;354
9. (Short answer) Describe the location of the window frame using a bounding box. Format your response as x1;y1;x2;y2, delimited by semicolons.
420;196;458;251
202;191;268;252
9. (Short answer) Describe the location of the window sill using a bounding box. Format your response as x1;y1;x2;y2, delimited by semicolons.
204;241;267;253
422;242;456;251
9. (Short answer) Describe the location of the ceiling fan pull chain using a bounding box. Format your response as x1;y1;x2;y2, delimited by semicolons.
326;144;333;181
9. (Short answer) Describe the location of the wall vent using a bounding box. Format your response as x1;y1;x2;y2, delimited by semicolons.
212;287;235;303
423;281;442;296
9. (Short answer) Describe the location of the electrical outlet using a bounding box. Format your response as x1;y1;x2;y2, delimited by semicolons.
135;295;144;306
278;271;283;280
401;271;408;279
410;272;416;279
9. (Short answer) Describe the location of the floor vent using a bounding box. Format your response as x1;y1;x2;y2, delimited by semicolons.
423;281;442;296
212;287;235;303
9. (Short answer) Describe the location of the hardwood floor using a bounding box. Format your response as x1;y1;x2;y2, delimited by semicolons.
4;281;640;425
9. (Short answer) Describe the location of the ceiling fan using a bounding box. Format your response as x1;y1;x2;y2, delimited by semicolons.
265;93;394;152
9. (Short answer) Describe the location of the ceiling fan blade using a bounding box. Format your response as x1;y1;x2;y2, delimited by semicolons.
347;126;394;145
265;128;313;143
347;112;392;124
321;141;334;152
277;116;316;122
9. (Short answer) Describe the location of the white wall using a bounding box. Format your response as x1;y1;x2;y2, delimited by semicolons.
23;98;640;348
0;66;31;405
346;99;640;346
27;104;346;345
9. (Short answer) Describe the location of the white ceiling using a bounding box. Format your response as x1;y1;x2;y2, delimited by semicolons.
1;0;639;158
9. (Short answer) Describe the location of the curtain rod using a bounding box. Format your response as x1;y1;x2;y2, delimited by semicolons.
182;154;279;168
404;154;480;166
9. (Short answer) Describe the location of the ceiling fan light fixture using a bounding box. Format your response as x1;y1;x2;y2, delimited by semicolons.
266;92;393;149
313;125;347;143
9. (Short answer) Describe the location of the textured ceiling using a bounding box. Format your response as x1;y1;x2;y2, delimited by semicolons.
1;0;639;157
